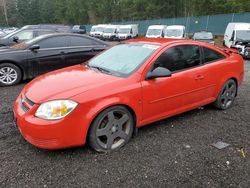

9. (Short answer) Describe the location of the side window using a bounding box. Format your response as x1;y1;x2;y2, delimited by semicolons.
70;36;94;46
154;45;201;72
203;47;225;63
37;36;68;48
15;30;33;40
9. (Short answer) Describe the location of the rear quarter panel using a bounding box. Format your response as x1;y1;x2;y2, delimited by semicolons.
214;53;244;98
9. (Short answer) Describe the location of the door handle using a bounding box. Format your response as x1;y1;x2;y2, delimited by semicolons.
195;74;204;80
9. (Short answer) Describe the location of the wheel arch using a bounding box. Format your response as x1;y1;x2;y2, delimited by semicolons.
217;76;239;99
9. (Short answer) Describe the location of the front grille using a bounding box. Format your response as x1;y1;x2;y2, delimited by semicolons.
19;100;29;112
19;95;35;112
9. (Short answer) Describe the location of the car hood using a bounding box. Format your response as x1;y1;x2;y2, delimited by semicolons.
24;65;122;104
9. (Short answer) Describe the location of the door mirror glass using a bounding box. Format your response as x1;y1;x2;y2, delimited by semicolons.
146;67;172;80
13;36;19;43
29;44;40;51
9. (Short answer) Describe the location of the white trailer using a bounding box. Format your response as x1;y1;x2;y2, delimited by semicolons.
165;25;186;39
89;24;108;39
102;25;120;41
146;25;167;38
117;25;138;40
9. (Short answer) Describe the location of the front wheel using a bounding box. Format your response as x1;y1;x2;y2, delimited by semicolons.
88;106;134;152
213;79;237;110
0;63;22;86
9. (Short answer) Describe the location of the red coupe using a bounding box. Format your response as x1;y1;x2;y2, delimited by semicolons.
13;38;244;152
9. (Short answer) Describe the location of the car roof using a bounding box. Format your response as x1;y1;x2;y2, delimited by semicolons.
28;33;109;45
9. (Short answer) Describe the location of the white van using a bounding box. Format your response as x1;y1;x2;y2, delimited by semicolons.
165;25;186;39
224;22;250;58
146;25;166;38
102;25;120;41
89;24;107;39
117;25;138;40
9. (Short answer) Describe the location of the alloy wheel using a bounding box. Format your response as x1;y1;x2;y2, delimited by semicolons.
96;110;132;150
0;67;18;85
219;80;237;109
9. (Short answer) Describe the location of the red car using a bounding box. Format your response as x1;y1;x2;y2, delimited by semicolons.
13;38;244;152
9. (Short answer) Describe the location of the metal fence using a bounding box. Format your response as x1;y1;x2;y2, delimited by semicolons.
86;12;250;35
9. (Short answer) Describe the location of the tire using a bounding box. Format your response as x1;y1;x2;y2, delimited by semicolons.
0;63;22;86
88;106;134;152
213;79;237;110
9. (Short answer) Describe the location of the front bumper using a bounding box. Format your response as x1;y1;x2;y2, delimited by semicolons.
13;94;89;149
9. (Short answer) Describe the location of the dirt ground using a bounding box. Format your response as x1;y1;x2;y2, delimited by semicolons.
0;61;249;187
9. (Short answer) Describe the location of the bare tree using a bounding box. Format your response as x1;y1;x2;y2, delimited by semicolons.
1;0;8;25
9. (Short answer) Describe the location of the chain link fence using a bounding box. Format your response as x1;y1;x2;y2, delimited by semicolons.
86;12;250;35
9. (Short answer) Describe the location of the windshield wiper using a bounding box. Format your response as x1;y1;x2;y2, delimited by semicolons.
87;64;112;75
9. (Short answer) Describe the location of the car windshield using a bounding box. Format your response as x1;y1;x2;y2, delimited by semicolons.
119;28;130;34
236;30;250;41
104;28;115;33
193;32;213;39
87;43;159;77
147;29;162;36
166;29;183;37
95;27;104;32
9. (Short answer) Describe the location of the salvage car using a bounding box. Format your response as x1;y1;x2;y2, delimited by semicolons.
0;24;72;47
0;33;109;86
13;38;244;152
0;28;56;47
224;22;250;58
192;31;215;44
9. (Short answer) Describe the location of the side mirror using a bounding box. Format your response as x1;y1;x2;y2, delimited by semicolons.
29;44;40;51
146;67;172;80
13;36;19;43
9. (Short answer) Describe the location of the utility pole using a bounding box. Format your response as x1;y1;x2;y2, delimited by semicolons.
2;0;8;25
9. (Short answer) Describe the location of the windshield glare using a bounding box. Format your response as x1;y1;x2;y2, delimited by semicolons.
236;30;250;41
147;29;162;36
193;32;213;39
88;43;159;76
166;29;182;37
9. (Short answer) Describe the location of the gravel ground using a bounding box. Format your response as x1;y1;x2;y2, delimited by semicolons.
0;61;249;188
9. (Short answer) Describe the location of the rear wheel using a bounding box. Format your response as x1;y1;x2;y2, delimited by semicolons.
213;79;237;110
88;106;134;152
0;63;22;86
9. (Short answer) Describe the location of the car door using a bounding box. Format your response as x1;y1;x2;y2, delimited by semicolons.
65;36;106;66
141;44;209;124
27;36;69;76
198;46;227;97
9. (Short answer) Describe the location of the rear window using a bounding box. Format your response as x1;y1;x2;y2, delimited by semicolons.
203;47;225;63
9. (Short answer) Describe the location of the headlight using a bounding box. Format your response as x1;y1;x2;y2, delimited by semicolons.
35;100;78;120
